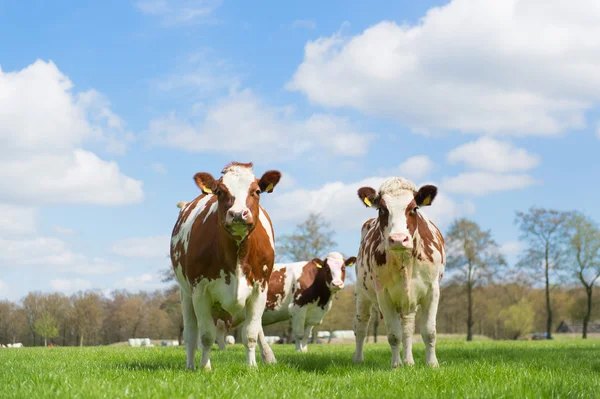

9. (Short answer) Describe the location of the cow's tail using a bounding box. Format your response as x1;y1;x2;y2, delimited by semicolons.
176;201;187;209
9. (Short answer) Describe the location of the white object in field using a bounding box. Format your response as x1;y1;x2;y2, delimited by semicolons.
331;330;355;339
263;336;280;344
225;335;235;345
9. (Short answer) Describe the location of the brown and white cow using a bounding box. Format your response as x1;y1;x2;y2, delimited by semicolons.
170;162;281;370
353;177;445;368
215;252;356;352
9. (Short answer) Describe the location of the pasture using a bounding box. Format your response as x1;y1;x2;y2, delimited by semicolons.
1;338;599;399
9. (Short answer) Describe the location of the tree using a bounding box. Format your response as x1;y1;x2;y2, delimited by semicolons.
566;212;600;339
72;292;104;346
34;312;59;346
445;218;506;341
499;298;534;340
515;207;571;339
276;213;337;262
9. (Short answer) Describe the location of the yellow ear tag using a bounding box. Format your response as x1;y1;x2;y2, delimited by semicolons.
315;263;322;268
363;198;372;207
266;183;274;192
202;186;212;194
422;196;431;206
347;261;355;267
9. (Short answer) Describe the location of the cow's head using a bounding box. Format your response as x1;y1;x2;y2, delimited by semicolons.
357;177;437;252
193;162;281;240
312;252;356;292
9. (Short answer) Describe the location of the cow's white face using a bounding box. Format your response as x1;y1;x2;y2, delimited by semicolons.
193;162;281;240
358;178;438;252
313;252;356;292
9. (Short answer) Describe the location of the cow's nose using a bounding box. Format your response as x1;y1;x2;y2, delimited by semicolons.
332;280;344;289
389;233;412;249
227;209;250;224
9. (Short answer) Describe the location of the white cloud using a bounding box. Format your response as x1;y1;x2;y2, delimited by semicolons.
442;172;538;196
395;155;435;181
0;237;118;275
113;273;167;292
147;88;373;159
267;176;474;231
501;241;525;258
448;138;540;172
151;163;168;175
288;0;600;136
0;60;143;205
0;204;38;235
291;19;317;30
134;0;222;26
50;279;92;293
111;236;171;259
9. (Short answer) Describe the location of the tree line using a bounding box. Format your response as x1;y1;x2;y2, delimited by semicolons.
1;208;599;346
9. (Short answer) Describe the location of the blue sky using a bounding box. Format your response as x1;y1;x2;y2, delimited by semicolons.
1;0;599;300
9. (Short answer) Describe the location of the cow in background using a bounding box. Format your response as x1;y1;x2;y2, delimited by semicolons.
353;177;445;368
171;162;281;371
216;252;356;352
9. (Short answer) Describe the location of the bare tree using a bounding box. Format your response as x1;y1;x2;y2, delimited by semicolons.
446;218;506;341
515;207;571;339
276;213;337;262
72;292;104;346
566;212;600;339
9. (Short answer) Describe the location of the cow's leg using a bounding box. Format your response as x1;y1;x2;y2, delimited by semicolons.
257;327;277;364
192;291;216;371
401;312;416;366
378;291;403;368
290;306;308;352
181;292;198;370
242;288;268;367
420;284;440;367
352;295;372;363
215;319;227;350
301;325;313;352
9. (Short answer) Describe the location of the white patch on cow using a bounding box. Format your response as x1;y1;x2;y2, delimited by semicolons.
172;194;213;254
258;207;274;249
263;265;267;272
222;165;256;217
325;251;345;288
203;200;218;223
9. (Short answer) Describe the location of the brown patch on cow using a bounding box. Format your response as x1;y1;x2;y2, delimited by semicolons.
416;214;436;263
237;208;275;288
294;261;332;309
266;267;286;310
172;195;202;238
170;200;275;289
377;198;389;231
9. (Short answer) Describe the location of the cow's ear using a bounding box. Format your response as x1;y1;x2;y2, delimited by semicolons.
357;187;378;208
415;185;438;207
312;258;325;268
345;256;357;267
194;173;218;195
258;170;282;193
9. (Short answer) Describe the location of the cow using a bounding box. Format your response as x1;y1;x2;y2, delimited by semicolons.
215;252;356;352
353;177;445;368
170;161;281;371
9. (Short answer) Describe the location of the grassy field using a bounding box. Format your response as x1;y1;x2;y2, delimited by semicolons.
1;338;599;399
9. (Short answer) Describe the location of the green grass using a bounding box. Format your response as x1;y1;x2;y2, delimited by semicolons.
1;339;599;399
